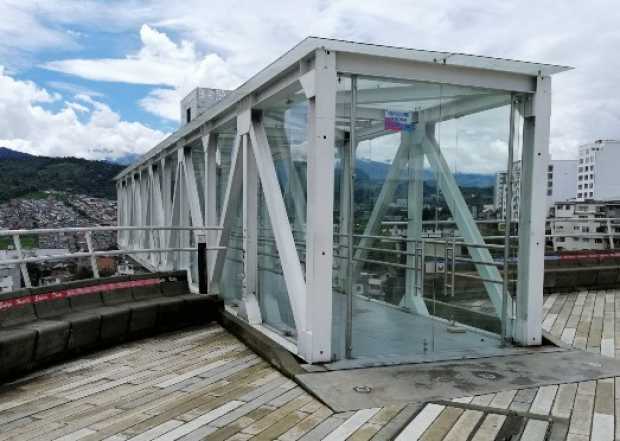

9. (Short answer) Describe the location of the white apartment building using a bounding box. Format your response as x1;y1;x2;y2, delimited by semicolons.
495;159;577;220
577;140;620;201
549;200;620;251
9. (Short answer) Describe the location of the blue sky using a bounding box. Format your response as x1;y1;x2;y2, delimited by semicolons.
0;0;618;171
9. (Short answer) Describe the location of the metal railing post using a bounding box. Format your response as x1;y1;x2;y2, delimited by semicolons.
85;231;100;279
450;235;456;298
345;74;357;360
501;95;516;344
197;234;208;294
12;233;31;288
443;236;449;297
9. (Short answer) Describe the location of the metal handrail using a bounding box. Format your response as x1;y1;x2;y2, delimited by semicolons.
0;225;223;289
381;217;620;226
0;225;221;236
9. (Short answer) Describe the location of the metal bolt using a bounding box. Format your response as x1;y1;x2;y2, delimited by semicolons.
353;385;372;394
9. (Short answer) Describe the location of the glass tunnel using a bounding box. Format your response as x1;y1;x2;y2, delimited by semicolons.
115;38;570;364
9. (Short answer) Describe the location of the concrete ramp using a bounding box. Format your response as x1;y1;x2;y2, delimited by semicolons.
296;349;620;412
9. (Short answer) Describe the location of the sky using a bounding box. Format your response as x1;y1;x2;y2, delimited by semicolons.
0;0;618;172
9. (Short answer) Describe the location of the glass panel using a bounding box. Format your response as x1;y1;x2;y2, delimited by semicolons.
263;91;308;269
257;184;296;336
337;74;514;361
189;143;205;286
215;121;237;223
332;75;351;359
256;86;308;338
219;194;243;305
215;121;241;305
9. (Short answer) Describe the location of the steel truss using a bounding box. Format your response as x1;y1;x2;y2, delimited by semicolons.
116;39;564;361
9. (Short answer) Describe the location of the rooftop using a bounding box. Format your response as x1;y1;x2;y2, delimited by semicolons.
115;36;572;181
1;288;619;440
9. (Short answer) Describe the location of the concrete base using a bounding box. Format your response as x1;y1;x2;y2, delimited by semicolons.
332;294;505;362
296;349;620;412
218;309;304;378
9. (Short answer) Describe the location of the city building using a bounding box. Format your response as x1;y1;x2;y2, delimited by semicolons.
494;159;577;220
181;88;231;125
577;140;620;201
549;200;620;251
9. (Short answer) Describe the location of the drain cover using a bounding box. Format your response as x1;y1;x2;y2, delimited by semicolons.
473;371;499;380
353;385;373;393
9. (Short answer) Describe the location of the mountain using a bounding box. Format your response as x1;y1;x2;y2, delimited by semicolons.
0;147;124;202
355;158;495;188
0;147;34;160
106;152;140;166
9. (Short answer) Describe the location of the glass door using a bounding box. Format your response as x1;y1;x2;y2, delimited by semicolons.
333;74;515;363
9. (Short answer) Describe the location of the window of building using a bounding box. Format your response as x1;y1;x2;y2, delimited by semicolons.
547;189;552;196
186;108;191;123
577;193;582;198
589;192;593;197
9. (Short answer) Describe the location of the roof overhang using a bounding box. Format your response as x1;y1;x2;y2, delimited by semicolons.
115;37;572;181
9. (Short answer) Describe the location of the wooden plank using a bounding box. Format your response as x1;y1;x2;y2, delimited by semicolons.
207;381;297;428
156;358;236;388
369;404;420;441
569;383;595;436
529;385;558;415
278;406;332;441
441;409;483;441
595;378;615;416
471;413;506;441
241;395;313;436
520;419;548;441
153;401;244;441
552;383;577;419
125;419;184;441
591;412;614;441
551;294;575;336
509;388;537;413
297;412;355;441
418;407;463;441
195;406;275;441
53;428;97;441
488;389;517;409
394;404;444;441
322;407;380;441
470;393;495;407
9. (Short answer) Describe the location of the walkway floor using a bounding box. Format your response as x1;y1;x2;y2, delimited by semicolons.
0;289;618;440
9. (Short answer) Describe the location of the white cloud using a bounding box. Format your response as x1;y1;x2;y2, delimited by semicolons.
0;66;166;160
46;81;104;98
45;25;243;121
1;0;619;170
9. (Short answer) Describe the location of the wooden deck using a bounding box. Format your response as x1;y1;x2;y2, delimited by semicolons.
399;290;620;441
0;290;618;440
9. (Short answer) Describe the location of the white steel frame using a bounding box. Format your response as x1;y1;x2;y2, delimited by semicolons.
114;38;569;362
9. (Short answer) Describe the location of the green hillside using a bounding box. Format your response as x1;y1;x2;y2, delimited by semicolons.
0;147;124;202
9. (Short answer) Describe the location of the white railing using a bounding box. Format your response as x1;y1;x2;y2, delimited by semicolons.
0;225;222;289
